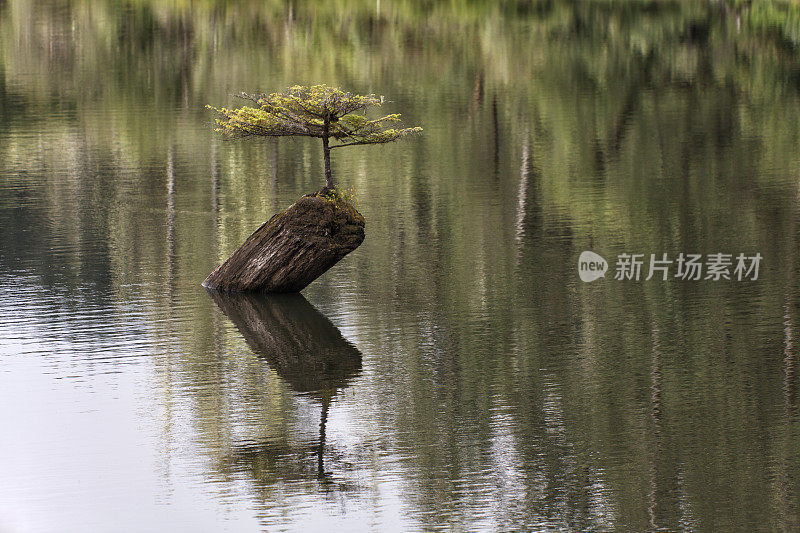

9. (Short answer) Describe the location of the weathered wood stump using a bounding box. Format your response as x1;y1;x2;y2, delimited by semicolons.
203;188;365;293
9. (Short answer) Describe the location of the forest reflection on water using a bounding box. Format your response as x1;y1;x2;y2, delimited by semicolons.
1;0;800;531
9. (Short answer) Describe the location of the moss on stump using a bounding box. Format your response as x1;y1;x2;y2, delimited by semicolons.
203;188;365;293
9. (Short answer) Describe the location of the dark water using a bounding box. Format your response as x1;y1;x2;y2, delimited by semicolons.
2;1;800;531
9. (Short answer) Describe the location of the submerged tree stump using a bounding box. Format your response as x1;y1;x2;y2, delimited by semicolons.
203;189;365;293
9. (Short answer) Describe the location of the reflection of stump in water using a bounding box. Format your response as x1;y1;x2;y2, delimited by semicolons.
210;291;362;395
209;291;362;480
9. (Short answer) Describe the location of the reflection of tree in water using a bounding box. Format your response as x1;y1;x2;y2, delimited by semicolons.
210;291;362;488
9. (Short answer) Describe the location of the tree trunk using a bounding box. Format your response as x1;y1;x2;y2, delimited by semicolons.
322;117;333;188
202;189;365;293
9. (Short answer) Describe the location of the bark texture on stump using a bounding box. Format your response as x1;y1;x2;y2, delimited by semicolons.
203;189;365;293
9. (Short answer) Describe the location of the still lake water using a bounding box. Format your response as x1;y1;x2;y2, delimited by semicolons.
2;1;800;531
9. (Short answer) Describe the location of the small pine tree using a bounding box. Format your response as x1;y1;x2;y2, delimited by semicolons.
208;84;422;189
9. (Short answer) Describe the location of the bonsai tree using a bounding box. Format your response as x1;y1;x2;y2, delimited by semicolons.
207;84;422;189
